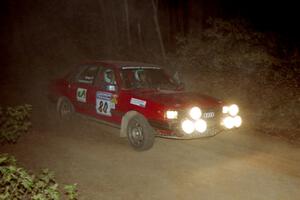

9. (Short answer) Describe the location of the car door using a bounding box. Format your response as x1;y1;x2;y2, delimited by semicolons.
69;65;99;115
88;66;121;124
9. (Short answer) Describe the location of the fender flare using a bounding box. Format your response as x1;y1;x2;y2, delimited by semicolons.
120;111;139;137
56;96;73;113
120;111;157;138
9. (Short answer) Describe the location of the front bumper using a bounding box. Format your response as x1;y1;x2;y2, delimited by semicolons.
149;107;242;139
149;119;224;139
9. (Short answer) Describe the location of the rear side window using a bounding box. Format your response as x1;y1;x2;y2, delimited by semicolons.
77;65;99;84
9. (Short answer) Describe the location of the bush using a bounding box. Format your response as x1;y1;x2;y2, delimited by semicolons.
168;18;299;137
0;154;78;200
0;104;32;143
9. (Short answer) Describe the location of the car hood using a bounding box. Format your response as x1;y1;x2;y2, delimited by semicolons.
132;90;223;109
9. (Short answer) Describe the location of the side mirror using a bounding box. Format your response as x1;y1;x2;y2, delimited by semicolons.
106;84;117;92
172;71;180;84
172;71;184;90
177;82;185;90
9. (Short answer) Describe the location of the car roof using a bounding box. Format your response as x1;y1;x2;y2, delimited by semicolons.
82;60;161;69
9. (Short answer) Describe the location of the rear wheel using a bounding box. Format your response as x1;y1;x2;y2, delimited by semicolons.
127;114;155;151
57;97;74;120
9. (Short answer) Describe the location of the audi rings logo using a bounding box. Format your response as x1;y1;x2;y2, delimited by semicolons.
203;112;214;118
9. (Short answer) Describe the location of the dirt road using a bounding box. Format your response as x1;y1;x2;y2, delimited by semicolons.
1;107;300;200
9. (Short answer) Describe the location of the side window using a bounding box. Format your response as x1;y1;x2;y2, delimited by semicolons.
77;65;99;84
95;67;117;91
103;69;116;85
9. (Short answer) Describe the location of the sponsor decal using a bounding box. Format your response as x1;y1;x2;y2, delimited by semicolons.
130;98;146;108
96;92;115;116
76;88;87;102
111;94;118;109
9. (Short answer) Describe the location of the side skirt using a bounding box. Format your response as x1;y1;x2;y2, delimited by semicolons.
75;113;121;130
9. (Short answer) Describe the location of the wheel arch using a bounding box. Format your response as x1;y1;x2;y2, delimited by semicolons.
56;96;73;113
120;110;157;138
120;110;139;137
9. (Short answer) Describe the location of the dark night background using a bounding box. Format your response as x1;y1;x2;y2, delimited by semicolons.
0;0;300;113
1;0;300;68
219;0;300;47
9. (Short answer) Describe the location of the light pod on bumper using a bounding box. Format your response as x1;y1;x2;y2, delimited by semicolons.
223;116;235;129
195;119;207;133
189;107;202;120
223;104;239;116
233;116;242;127
229;104;239;116
181;119;195;134
222;116;242;129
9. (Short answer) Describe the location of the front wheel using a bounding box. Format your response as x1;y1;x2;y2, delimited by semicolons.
127;114;155;151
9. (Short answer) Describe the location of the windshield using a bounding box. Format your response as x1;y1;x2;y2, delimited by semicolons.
120;67;178;90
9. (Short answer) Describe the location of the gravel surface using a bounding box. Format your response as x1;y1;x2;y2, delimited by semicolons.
1;109;299;200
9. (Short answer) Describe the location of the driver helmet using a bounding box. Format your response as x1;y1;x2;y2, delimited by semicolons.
134;69;145;81
104;69;114;83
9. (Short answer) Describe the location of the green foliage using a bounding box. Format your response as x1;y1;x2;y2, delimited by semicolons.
0;154;78;200
0;104;32;143
170;18;279;73
64;184;78;200
169;18;299;133
0;106;80;199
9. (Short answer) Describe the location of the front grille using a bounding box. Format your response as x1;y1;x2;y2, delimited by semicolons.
154;107;223;138
177;107;222;120
201;108;222;125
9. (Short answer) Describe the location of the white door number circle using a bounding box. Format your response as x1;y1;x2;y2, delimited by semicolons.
96;92;113;116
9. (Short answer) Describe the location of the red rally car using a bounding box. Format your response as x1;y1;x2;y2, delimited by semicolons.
49;60;242;151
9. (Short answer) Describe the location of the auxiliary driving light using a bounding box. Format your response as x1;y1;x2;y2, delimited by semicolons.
222;104;239;116
181;119;195;134
222;106;229;114
189;107;202;120
223;116;235;129
229;104;239;116
222;115;242;129
233;116;242;127
195;119;207;133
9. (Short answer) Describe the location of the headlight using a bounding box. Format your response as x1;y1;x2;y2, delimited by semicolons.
195;119;207;133
166;110;178;119
181;119;195;134
189;107;202;120
222;104;239;116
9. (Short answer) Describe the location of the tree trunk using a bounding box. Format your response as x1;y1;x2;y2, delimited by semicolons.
124;0;131;48
151;0;166;60
137;23;144;50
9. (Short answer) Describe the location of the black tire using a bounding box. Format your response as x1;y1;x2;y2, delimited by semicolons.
57;97;74;120
127;114;155;151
